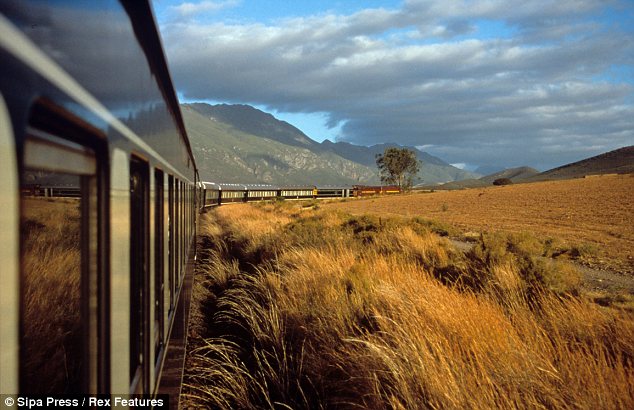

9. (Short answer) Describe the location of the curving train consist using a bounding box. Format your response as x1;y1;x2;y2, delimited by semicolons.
0;1;403;405
0;0;197;404
199;182;401;207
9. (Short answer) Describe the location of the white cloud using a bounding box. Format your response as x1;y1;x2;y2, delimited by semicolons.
171;0;240;17
159;0;634;169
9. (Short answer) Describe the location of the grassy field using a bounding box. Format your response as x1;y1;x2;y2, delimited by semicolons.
325;174;634;275
183;200;634;409
20;197;83;393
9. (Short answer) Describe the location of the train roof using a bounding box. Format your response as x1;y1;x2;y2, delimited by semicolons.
127;1;197;172
352;185;401;189
0;0;197;181
201;182;320;191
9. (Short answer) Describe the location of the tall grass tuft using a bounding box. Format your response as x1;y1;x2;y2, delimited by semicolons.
183;204;634;409
20;197;83;393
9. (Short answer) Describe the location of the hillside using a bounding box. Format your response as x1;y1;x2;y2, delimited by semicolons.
188;103;320;151
431;178;489;190
184;102;479;185
479;166;540;183
182;105;379;185
430;144;634;190
529;145;634;181
430;166;539;189
474;165;504;175
322;140;480;183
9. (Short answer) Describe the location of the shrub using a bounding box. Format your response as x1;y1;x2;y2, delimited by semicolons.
410;216;456;237
493;178;513;185
569;243;599;259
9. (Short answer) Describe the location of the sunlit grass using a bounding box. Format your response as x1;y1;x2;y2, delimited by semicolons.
20;197;82;393
183;203;634;409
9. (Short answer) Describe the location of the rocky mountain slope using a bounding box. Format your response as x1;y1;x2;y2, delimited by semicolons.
183;105;378;185
184;103;477;185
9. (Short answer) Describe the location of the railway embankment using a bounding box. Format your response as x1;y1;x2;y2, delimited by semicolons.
183;202;634;409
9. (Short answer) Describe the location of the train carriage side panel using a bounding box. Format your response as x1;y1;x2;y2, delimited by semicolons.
280;187;316;199
0;93;19;395
0;0;198;402
110;149;131;395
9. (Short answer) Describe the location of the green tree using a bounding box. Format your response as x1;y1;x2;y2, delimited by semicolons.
375;147;420;190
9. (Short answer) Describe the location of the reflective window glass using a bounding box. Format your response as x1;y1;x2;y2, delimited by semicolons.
20;135;96;394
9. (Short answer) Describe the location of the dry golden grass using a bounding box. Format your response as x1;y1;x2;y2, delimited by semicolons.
325;174;634;274
183;203;634;409
20;197;83;393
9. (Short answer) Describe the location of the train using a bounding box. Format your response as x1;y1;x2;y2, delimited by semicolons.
199;183;402;207
0;0;197;406
0;1;403;405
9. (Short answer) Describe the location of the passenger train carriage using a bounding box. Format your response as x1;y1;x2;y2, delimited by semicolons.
199;183;326;207
0;0;197;405
0;1;405;403
198;183;400;209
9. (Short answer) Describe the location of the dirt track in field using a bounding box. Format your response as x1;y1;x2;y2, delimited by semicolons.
324;174;634;275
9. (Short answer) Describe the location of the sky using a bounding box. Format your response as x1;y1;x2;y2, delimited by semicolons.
153;0;634;171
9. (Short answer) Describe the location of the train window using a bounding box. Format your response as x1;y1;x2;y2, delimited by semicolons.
154;169;164;366
180;180;184;284
186;186;189;260
175;179;180;288
183;184;186;271
168;175;175;314
19;130;98;394
183;185;185;256
181;182;185;277
187;185;192;250
181;181;184;273
129;157;149;394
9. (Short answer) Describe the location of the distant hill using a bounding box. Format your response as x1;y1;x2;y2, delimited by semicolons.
322;140;448;167
182;104;378;185
188;103;320;150
474;165;505;175
184;102;479;185
428;166;539;190
321;140;479;184
479;166;540;183
431;146;634;190
528;146;634;181
430;178;489;190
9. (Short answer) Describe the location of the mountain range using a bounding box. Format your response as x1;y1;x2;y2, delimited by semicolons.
183;103;478;185
182;102;632;187
431;146;633;189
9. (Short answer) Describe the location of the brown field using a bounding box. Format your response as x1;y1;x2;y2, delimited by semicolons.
325;174;634;274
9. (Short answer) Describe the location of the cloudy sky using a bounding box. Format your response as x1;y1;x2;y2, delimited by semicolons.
154;0;634;170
